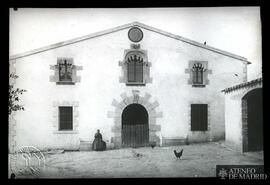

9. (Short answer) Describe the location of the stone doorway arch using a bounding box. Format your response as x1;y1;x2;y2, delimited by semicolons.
107;90;163;148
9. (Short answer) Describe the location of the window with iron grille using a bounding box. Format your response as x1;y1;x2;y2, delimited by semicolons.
58;58;73;83
59;106;73;130
191;104;208;131
119;44;152;85
192;63;204;85
185;61;211;88
50;58;82;85
127;54;143;83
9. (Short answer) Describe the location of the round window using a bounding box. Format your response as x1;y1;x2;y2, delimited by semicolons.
128;27;143;43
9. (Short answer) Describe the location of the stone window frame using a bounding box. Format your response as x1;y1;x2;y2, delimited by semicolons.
50;57;83;85
107;90;162;148
52;101;79;134
119;44;152;86
185;60;212;87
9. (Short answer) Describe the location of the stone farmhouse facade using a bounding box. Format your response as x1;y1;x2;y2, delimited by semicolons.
9;22;262;153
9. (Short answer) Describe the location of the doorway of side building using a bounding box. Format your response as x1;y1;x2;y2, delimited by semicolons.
122;103;149;147
242;88;263;152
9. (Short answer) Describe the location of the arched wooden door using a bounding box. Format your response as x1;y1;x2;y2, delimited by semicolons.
122;104;149;147
242;88;263;152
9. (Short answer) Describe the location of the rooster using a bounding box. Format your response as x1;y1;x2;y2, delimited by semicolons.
150;142;156;149
174;149;184;159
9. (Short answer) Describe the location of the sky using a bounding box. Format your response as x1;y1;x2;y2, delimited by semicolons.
9;7;262;80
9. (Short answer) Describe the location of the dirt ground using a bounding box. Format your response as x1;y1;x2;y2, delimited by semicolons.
8;142;264;178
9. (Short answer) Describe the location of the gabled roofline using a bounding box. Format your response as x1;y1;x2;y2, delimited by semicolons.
9;21;251;64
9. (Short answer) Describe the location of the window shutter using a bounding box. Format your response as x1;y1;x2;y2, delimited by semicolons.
191;104;208;131
128;59;135;82
66;64;72;81
59;64;65;81
198;70;203;84
135;60;143;82
59;106;73;130
192;70;196;84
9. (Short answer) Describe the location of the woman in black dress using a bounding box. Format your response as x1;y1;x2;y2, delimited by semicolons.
92;129;106;151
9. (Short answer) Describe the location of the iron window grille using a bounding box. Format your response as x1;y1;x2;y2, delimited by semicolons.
127;54;143;83
192;63;204;85
58;59;73;83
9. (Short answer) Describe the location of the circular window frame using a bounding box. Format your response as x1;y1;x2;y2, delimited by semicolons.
128;27;143;43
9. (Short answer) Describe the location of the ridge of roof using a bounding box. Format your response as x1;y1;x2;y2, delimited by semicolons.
9;21;251;64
